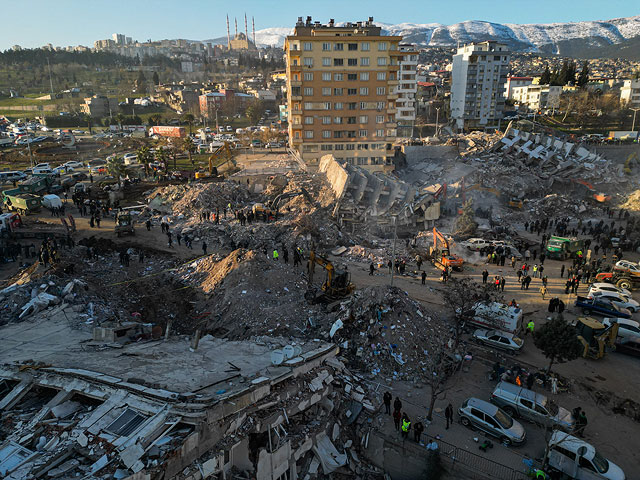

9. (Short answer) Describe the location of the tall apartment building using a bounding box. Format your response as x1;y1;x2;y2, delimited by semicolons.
285;16;414;171
620;79;640;108
450;41;510;130
396;44;418;138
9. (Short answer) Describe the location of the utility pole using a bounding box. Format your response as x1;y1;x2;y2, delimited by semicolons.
390;215;397;286
46;58;54;95
435;107;440;137
631;108;640;132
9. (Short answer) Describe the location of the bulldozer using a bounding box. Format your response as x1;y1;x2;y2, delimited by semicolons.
305;250;355;303
195;142;236;179
115;211;135;237
576;317;619;359
430;227;463;271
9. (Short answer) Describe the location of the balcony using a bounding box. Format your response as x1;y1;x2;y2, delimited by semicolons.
290;95;302;101
387;93;399;100
290;80;302;87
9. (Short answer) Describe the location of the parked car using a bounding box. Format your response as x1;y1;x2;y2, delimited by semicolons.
472;329;523;353
587;291;639;313
547;431;625;480
575;296;631;319
588;283;632;298
458;397;526;446
490;382;575;431
461;238;492;251
614;337;640;357
603;318;640;342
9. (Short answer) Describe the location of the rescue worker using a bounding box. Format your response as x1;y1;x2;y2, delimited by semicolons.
526;320;535;335
401;414;411;439
273;249;279;261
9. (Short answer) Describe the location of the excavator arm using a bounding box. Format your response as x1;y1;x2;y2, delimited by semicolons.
307;250;354;302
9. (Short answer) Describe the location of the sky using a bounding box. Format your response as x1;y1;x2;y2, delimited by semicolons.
2;0;638;51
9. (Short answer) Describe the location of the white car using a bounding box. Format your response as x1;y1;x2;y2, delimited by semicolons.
588;291;640;313
589;283;632;298
64;161;84;169
53;165;73;174
462;238;491;251
603;318;640;342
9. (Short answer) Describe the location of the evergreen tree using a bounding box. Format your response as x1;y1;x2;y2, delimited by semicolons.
558;60;569;85
533;314;583;373
152;71;160;85
577;62;590;87
540;65;551;85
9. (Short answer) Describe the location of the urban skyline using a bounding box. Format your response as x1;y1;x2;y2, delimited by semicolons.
1;0;638;51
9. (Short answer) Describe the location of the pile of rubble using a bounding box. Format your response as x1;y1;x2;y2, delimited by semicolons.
621;190;640;212
146;182;253;217
330;285;453;382
456;131;503;157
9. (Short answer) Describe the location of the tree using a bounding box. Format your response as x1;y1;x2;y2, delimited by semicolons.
424;338;458;421
152;71;160;85
106;156;128;187
136;70;147;94
454;199;477;238
245;99;265;125
183;113;195;135
443;278;504;348
558;60;570;86
136;145;152;176
181;136;197;166
540;65;551;85
533;314;583;373
115;113;125;129
149;113;163;126
155;146;169;173
577;62;590;88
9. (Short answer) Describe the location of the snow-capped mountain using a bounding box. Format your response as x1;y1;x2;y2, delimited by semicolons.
248;16;640;54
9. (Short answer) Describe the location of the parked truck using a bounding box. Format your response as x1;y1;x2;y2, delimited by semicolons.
148;126;186;138
545;236;584;260
2;189;41;215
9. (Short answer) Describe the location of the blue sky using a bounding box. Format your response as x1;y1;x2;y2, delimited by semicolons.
2;0;638;51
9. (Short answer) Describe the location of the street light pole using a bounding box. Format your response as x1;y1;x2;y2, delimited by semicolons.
435;107;440;137
631;108;640;132
390;215;397;286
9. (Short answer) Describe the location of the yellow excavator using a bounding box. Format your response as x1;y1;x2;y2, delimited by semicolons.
306;250;355;303
576;317;619;360
195;142;236;179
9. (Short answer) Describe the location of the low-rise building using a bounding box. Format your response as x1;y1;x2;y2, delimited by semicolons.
505;76;533;99
620;79;640;107
511;84;562;111
82;95;117;118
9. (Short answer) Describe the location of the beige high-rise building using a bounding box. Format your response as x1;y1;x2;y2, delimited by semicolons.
285;17;414;172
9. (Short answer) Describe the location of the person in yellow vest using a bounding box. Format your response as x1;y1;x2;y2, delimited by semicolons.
526;320;535;336
273;249;279;261
401;413;411;439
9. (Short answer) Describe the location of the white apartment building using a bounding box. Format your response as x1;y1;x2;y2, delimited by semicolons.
504;76;533;100
511;85;562;111
450;41;510;130
396;44;418;137
620;79;640;107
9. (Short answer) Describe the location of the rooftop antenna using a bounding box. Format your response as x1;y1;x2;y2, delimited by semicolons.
252;16;256;46
226;15;231;48
245;13;248;40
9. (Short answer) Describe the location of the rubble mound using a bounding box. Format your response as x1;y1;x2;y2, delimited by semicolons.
148;182;252;216
179;249;325;339
621;190;640;212
332;285;451;381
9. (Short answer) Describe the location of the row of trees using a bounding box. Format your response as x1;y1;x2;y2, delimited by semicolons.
539;60;590;87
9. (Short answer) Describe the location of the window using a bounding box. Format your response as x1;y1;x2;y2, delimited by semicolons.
347;88;357;95
334;116;343;124
334;73;344;81
347;73;357;81
303;42;312;51
377;87;386;95
377;101;386;109
323;102;331;110
303;102;313;110
303;87;313;96
360;57;370;66
376;129;384;137
333;131;343;138
551;446;576;462
346;131;356;138
334;144;344;150
333;88;343;96
304;116;313;124
378;42;388;51
578;456;598;473
347;102;357;110
291;86;301;96
348;58;357;66
303;57;313;67
334;58;344;66
294;131;300;139
322;87;331;96
377;57;388;66
334;102;344;110
106;409;148;436
321;72;331;81
484;415;499;428
360;87;369;95
348;43;358;51
303;72;313;81
334;43;344;51
519;399;534;409
361;42;370;51
360;102;368;110
321;144;333;151
322;42;331;51
376;115;384;123
359;115;368;123
322;130;331;138
292;116;301;125
377;72;386;81
304;130;313;139
322;116;331;124
322;57;331;67
360;72;369;81
346;144;355;150
357;157;368;165
347;117;356;124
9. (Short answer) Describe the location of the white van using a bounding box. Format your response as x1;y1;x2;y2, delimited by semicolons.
471;302;523;333
42;194;63;210
547;431;625;479
0;171;27;183
32;166;53;175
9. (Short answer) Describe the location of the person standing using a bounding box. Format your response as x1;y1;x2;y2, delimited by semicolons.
482;269;489;284
414;421;424;443
401;414;411;439
445;403;454;429
392;409;401;431
283;247;289;264
383;391;392;415
176;232;182;246
369;263;375;276
146;219;151;231
500;276;505;292
526;320;535;336
202;241;207;255
394;396;402;415
540;285;548;300
421;270;426;285
577;411;588;437
273;249;279;261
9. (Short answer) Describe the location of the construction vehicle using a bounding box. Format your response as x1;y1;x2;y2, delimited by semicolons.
545;236;584;260
195;142;236;179
575;317;619;359
115;211;135;237
306;250;355;303
595;271;640;291
430;227;463;271
2;189;41;215
507;197;523;209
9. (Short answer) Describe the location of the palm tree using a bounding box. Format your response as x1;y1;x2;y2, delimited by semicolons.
115;113;126;130
183;113;195;135
149;113;163;126
155;147;169;173
181;136;196;167
136;145;152;177
106;156;128;187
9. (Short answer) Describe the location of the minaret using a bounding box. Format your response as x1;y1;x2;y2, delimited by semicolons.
252;16;256;47
235;18;238;37
226;15;231;49
244;14;248;40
